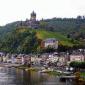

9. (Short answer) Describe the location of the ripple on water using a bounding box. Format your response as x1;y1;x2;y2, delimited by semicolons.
0;72;15;84
0;67;66;85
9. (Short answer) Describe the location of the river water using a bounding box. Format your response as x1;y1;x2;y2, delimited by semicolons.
0;67;66;85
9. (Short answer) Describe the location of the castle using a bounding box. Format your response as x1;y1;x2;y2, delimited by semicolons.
19;11;40;29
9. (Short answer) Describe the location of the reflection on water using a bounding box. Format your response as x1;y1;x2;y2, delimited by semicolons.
0;67;65;85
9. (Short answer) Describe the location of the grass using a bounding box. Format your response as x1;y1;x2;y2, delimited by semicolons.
36;30;68;40
81;72;85;76
35;29;74;46
45;70;63;76
16;28;74;47
17;65;38;71
79;72;85;82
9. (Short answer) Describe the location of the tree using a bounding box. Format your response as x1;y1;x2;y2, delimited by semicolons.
70;61;85;72
0;27;39;54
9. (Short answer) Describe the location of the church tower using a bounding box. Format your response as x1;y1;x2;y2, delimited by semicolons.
30;11;36;21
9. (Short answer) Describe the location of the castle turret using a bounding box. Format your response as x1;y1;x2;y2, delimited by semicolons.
30;11;36;21
18;11;39;29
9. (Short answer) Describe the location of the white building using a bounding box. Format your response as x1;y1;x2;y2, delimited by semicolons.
41;38;58;49
70;54;85;62
47;54;58;62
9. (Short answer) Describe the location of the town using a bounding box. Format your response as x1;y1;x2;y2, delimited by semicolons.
0;0;85;85
0;48;85;67
0;11;85;85
0;49;85;84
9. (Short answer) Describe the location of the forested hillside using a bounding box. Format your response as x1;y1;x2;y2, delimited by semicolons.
0;27;39;53
1;16;85;39
0;21;20;39
40;17;85;41
44;17;85;34
0;16;85;53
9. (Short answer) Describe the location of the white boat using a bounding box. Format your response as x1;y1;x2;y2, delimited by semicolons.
39;68;53;73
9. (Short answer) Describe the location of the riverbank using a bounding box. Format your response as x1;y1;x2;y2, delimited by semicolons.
16;65;40;71
0;67;66;85
81;72;85;76
80;72;85;81
16;65;63;76
44;70;63;76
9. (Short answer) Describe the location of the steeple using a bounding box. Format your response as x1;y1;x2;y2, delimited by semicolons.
30;11;36;21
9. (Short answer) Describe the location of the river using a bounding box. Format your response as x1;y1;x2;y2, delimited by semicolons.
0;67;66;85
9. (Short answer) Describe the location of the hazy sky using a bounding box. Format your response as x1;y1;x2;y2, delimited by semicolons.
0;0;85;25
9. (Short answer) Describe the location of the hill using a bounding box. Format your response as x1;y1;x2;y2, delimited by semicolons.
0;16;85;53
0;26;76;53
44;17;85;34
0;27;39;53
0;16;85;39
35;29;74;46
0;21;20;38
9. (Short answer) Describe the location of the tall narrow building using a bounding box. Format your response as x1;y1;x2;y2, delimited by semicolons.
18;11;39;29
29;11;39;29
30;11;36;21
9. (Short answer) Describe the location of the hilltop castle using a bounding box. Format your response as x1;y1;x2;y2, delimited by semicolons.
19;11;40;29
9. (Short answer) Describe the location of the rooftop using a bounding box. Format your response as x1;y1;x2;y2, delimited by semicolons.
44;38;58;43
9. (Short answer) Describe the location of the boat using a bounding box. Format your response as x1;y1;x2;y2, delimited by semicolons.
39;68;53;73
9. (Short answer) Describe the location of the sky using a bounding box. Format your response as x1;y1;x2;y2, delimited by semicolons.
0;0;85;26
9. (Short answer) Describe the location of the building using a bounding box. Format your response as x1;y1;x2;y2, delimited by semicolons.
69;54;85;62
41;38;58;49
0;52;4;62
47;53;59;63
30;11;36;21
18;11;40;29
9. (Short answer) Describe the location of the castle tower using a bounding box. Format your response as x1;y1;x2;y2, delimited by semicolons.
30;11;36;21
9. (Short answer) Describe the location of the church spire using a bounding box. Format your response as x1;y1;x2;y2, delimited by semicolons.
30;11;36;21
